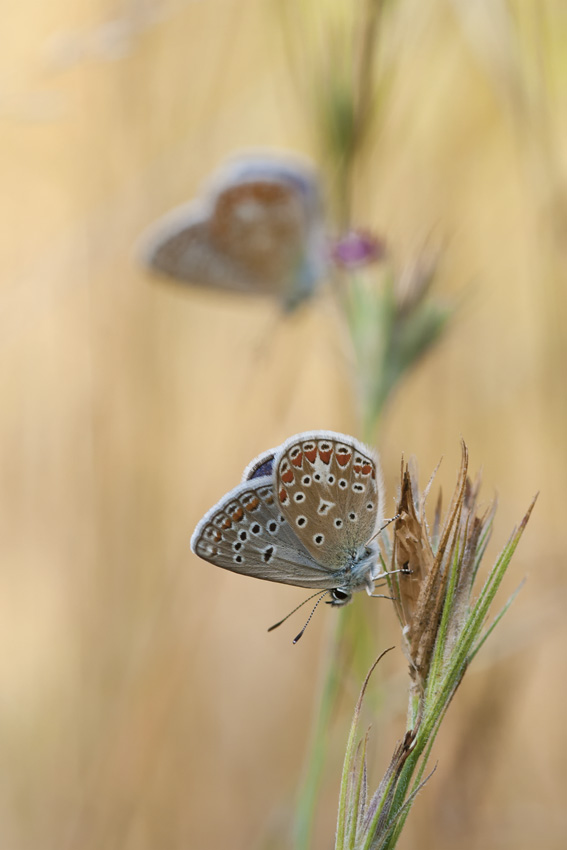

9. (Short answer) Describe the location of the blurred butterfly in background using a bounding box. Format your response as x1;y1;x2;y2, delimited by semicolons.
191;431;395;642
138;152;328;312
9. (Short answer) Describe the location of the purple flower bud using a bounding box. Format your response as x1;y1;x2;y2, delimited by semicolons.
331;230;387;269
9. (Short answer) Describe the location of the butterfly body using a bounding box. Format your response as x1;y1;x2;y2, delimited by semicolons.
191;431;386;607
139;153;327;311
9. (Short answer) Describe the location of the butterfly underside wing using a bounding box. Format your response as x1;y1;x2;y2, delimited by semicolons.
275;433;383;570
191;431;385;595
191;477;342;589
242;448;277;482
139;154;327;309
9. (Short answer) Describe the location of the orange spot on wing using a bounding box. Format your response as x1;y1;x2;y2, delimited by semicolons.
245;497;260;511
304;448;317;463
354;465;362;474
318;448;332;464
214;531;222;542
232;507;244;522
291;451;303;467
336;452;351;466
221;518;232;529
279;487;288;503
281;470;294;484
361;464;373;475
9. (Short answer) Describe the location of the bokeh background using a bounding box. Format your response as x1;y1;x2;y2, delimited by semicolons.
0;1;565;848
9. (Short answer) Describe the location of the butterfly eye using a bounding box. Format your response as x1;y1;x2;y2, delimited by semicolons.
331;588;350;603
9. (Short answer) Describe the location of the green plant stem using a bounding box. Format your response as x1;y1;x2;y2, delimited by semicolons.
293;609;348;850
425;533;463;701
382;500;536;848
293;375;389;849
468;579;525;662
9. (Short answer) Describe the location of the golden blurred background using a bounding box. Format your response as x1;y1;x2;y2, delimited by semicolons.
0;1;565;848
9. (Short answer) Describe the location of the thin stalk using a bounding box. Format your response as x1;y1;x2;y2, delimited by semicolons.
383;703;448;849
346;733;369;848
425;531;462;699
337;649;394;850
294;610;348;850
468;579;525;663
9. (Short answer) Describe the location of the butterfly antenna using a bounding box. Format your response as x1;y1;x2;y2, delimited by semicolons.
292;591;330;645
267;590;327;633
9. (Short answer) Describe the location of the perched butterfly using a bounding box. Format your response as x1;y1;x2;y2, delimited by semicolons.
191;431;394;640
138;152;327;312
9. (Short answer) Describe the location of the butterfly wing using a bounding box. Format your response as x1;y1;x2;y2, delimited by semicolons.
191;477;343;589
241;448;277;482
138;153;327;308
274;431;384;570
223;185;300;293
214;154;321;206
138;204;262;293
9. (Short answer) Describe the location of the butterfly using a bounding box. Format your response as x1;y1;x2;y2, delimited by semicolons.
191;431;393;639
138;152;327;312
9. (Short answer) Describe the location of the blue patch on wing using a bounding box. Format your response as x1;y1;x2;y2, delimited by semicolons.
247;456;275;480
